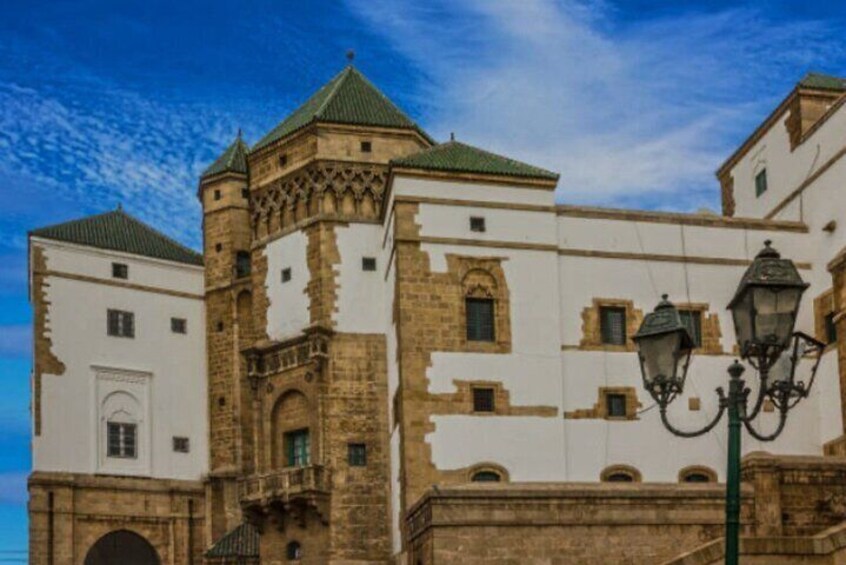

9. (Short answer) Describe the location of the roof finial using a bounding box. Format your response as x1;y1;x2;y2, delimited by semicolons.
237;127;242;140
346;49;355;64
450;132;455;141
117;202;123;212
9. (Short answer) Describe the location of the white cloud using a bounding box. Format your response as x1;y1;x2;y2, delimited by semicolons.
346;0;845;209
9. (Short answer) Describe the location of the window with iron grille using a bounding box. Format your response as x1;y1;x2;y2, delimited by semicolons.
362;257;377;271
679;309;702;347
107;422;137;458
826;312;838;345
683;472;710;483
173;436;190;453
471;471;501;482
107;309;135;338
111;262;128;279
279;153;288;167
235;251;251;278
171;317;187;334
599;306;626;345
348;443;367;466
214;189;221;200
285;429;310;467
606;472;634;482
281;268;292;283
606;393;627;418
472;387;495;413
470;216;486;232
360;141;372;153
755;169;768;197
286;541;302;561
466;298;495;342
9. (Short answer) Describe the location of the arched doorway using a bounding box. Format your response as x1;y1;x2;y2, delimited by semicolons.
84;530;160;565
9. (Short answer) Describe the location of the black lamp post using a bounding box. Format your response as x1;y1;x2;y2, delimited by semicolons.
633;241;825;565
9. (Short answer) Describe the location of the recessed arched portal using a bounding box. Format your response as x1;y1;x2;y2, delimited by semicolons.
84;530;160;565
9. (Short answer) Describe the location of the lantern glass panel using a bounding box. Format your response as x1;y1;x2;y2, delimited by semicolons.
638;332;682;389
752;287;801;348
731;290;754;350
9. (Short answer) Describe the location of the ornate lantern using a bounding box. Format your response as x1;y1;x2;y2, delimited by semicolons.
727;240;809;363
633;295;695;399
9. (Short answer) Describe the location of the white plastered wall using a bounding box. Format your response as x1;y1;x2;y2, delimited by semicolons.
265;230;310;339
31;239;208;480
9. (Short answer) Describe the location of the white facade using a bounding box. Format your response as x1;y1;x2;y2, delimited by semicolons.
30;238;208;481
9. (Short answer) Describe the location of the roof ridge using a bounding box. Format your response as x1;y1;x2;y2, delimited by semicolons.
314;66;352;117
114;209;203;260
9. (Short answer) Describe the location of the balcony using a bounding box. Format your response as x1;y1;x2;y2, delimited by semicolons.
239;465;331;528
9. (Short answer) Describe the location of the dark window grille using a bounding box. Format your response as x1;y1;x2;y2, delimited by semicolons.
679;310;702;347
111;263;128;279
171;318;187;334
755;169;768;197
606;393;627;418
471;471;501;482
173;436;190;453
600;306;626;345
472;387;495;412
286;541;302;561
281;268;292;283
235;251;251;278
362;257;377;271
214;189;221;200
107;309;135;338
360;141;372;153
683;472;711;483
279;153;288;167
606;472;634;482
470;216;486;232
466;298;495;342
348;443;367;466
107;422;137;458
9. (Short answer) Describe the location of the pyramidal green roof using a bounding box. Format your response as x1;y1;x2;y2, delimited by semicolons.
202;134;249;178
799;72;846;91
205;523;259;559
30;208;203;266
391;140;559;181
253;66;432;151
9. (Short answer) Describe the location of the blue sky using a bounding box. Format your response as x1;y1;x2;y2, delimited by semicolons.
1;0;845;554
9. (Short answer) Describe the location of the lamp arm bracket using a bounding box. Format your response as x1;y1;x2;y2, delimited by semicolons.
742;408;788;442
659;387;727;438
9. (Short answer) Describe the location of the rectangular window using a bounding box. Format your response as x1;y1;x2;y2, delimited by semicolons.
362;257;377;271
214;189;221;201
599;306;626;345
470;216;486;233
172;436;190;453
241;188;249;199
348;443;367;466
755;169;768;197
279;153;288;167
606;393;627;418
466;298;495;342
111;262;128;279
171;317;187;334
285;429;310;467
107;309;135;338
826;312;838;345
679;310;702;347
281;267;292;283
360;141;372;153
235;251;251;278
107;422;137;458
472;387;495;413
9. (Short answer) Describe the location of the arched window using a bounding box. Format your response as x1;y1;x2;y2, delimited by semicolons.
286;541;302;561
272;390;311;469
600;464;641;483
679;466;717;483
471;471;501;482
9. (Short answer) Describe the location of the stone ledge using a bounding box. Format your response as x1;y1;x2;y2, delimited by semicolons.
28;471;204;494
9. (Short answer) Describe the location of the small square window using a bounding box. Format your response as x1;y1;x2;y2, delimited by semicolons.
281;268;292;283
214;189;221;201
215;243;223;253
216;321;224;332
279;153;288;167
472;387;495;413
173;436;190;453
470;216;486;232
111;263;128;279
606;393;627;418
348;443;367;467
107;309;135;338
755;169;768;197
241;188;249;199
171;317;187;334
599;306;626;345
360;141;372;153
362;257;377;271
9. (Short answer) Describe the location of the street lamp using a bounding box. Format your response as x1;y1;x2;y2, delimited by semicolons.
633;241;825;565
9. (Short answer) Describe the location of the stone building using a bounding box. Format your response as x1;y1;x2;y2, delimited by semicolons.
27;66;846;563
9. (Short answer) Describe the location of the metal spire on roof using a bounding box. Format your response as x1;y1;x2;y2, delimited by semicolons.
450;132;455;141
237;127;242;140
346;49;355;63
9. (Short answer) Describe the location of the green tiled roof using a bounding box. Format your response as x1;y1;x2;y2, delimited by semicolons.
799;72;846;91
30;208;203;266
202;133;249;178
205;523;260;559
391;140;559;181
253;66;432;151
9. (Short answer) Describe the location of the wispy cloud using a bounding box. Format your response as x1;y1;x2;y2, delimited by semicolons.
346;0;846;209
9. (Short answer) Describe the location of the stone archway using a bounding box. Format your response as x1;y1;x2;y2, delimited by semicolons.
84;530;160;565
